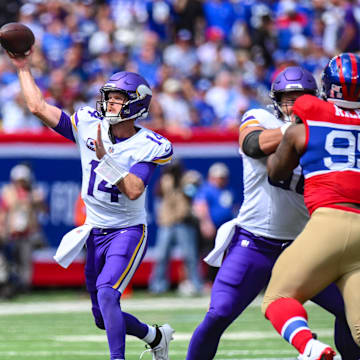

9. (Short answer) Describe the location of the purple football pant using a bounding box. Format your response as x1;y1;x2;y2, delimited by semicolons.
186;227;360;360
85;225;149;360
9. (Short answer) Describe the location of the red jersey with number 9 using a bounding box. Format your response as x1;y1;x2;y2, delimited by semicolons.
293;94;360;215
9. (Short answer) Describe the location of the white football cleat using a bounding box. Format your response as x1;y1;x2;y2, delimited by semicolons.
140;324;174;360
298;339;336;360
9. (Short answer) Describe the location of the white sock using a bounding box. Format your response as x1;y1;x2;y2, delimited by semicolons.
302;339;316;355
142;325;156;344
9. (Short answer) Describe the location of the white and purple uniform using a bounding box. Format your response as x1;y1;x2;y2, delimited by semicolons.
238;108;307;239
54;107;172;291
53;108;173;360
56;107;172;229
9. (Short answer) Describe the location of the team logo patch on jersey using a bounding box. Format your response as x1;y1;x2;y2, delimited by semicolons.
108;146;115;154
86;138;96;151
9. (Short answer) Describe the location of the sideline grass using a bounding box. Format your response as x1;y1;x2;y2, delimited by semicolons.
0;289;336;360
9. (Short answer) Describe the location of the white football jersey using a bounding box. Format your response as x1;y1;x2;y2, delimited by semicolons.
70;106;172;228
237;108;309;240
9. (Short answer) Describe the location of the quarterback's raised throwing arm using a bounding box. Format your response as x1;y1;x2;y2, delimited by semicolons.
7;49;62;128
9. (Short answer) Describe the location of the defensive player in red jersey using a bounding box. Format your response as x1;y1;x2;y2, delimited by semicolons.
262;52;360;360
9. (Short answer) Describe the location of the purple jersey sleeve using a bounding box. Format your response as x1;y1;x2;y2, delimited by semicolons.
129;162;157;186
53;111;76;143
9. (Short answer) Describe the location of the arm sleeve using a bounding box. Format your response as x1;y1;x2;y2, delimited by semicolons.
242;130;266;158
129;162;157;186
53;111;76;143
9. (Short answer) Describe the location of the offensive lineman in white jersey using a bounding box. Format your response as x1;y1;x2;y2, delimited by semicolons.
6;48;174;360
186;67;360;360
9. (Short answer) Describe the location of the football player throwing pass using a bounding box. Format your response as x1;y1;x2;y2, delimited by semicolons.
6;50;174;360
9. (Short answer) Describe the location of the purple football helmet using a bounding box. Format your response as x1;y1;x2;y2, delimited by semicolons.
270;66;318;121
97;71;152;124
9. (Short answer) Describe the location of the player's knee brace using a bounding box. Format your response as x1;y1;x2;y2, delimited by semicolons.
91;306;105;330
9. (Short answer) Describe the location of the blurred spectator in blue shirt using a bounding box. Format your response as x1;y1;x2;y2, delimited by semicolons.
146;0;174;41
194;162;235;240
183;78;218;128
0;57;17;86
203;0;237;43
193;162;236;282
275;0;311;51
131;31;162;87
42;18;73;68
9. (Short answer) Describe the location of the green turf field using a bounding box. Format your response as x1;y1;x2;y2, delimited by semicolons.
0;289;337;360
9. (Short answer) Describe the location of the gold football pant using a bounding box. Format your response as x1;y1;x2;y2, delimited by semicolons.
262;207;360;346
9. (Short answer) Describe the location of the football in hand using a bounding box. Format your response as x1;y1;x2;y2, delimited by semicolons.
0;22;35;55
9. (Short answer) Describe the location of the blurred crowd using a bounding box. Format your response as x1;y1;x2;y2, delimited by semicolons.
0;163;47;298
149;160;238;296
0;0;360;133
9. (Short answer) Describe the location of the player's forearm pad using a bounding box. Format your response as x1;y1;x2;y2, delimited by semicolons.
94;154;129;185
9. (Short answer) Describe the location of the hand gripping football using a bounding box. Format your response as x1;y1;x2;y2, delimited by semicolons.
0;23;35;55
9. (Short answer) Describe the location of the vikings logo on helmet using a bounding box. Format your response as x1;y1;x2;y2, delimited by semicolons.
321;52;360;109
97;71;152;125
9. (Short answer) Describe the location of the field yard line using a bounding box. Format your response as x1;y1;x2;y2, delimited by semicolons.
0;349;342;360
53;329;333;342
0;296;210;315
0;294;321;315
0;350;296;358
